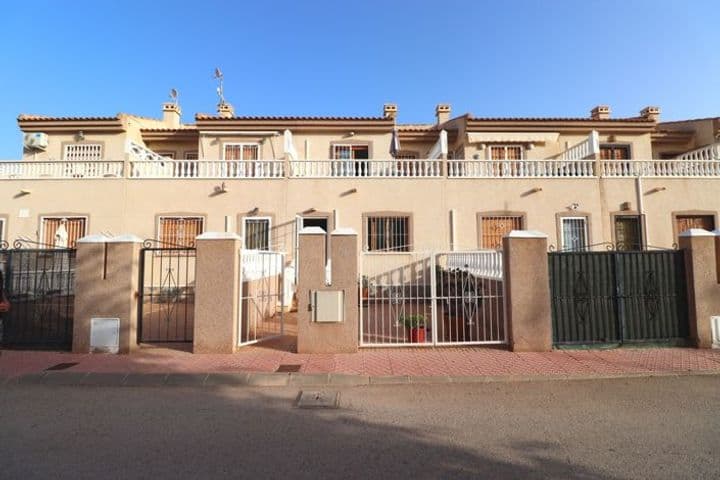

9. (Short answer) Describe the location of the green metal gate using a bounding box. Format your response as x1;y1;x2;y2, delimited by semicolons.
548;249;689;345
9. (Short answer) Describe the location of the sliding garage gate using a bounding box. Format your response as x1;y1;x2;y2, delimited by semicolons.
548;249;689;345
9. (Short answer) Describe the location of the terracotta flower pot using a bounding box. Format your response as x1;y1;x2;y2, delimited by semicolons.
408;327;426;343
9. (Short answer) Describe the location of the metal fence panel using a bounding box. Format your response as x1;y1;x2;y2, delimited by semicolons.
138;246;196;343
238;250;285;346
0;248;75;350
360;250;506;347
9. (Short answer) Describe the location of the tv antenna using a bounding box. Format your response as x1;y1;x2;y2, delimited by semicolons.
214;67;226;105
169;88;178;105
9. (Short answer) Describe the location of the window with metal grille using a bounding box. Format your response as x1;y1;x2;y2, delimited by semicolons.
614;215;643;250
489;145;523;160
157;151;175;159
675;215;715;238
184;152;199;160
224;144;259;160
561;217;588;251
158;216;204;247
244;217;271;250
395;151;419;160
41;217;87;248
479;215;523;249
63;144;103;162
365;215;410;252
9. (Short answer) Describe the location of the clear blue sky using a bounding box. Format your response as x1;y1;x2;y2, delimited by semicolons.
0;0;717;158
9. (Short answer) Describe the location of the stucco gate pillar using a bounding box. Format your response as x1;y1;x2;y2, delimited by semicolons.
297;227;359;354
73;234;143;354
193;232;242;353
502;230;553;352
678;229;720;349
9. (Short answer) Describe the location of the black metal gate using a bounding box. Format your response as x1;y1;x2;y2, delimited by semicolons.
0;242;76;350
548;249;689;345
138;241;196;343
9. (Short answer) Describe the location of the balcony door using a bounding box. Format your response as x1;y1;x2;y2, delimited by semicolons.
224;143;259;177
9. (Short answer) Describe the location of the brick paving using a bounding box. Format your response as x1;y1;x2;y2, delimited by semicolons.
1;344;720;380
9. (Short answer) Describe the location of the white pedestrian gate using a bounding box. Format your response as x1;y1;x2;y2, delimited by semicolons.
360;250;506;347
238;250;285;346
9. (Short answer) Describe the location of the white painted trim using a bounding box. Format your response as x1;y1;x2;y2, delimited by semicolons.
331;227;357;236
560;216;589;250
0;217;5;243
107;234;143;244
487;144;525;161
222;142;261;161
299;226;326;235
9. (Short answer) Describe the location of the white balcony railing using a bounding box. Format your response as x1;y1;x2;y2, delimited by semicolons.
0;161;124;179
2;158;720;180
128;160;285;179
675;142;720;161
447;160;596;178
290;159;442;178
600;159;720;177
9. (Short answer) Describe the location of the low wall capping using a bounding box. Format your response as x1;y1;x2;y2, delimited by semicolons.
506;229;548;239
196;231;241;241
299;226;326;235
331;227;357;236
77;234;110;244
679;228;715;238
107;234;143;243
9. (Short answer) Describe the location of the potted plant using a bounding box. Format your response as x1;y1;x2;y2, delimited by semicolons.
401;314;427;343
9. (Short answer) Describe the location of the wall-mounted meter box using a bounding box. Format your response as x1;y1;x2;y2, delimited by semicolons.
312;290;344;323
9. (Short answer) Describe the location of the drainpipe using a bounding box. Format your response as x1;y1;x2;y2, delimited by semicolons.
636;175;645;248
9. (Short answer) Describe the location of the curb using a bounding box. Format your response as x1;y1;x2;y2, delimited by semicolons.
2;369;719;389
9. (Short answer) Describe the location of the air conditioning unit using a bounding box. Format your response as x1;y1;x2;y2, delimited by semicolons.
23;132;49;151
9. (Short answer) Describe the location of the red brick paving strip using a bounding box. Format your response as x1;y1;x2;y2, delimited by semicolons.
1;347;720;379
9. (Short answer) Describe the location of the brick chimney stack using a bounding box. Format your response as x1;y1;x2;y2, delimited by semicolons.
640;106;661;122
162;103;182;128
436;104;451;125
590;105;611;120
217;103;235;118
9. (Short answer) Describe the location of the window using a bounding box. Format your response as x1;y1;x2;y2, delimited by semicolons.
395;151;418;160
332;145;369;160
41;216;87;248
599;144;630;160
64;144;102;162
614;215;643;250
489;145;523;160
224;144;259;161
675;214;715;237
243;217;271;250
158;216;204;247
157;151;175;159
561;217;588;251
365;215;411;252
184;152;199;160
479;215;524;249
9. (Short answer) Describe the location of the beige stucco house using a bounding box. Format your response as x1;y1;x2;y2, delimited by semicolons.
1;100;719;255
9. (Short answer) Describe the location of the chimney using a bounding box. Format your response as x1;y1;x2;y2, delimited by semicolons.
436;104;451;125
640;106;661;122
590;105;611;120
217;103;235;118
383;103;398;120
162;102;182;128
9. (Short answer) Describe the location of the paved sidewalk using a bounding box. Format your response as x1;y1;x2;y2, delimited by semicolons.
2;345;720;386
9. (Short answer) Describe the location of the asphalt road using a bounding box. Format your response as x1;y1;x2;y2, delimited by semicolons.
1;375;718;479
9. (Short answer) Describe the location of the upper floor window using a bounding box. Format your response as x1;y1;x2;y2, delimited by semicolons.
224;144;259;161
184;152;199;160
158;216;204;247
332;145;369;160
490;145;523;161
64;144;102;162
365;214;411;252
600;144;630;160
41;216;87;248
157;151;175;159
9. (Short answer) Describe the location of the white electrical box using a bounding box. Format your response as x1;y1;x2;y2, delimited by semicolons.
90;317;120;353
23;132;48;150
312;290;344;323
